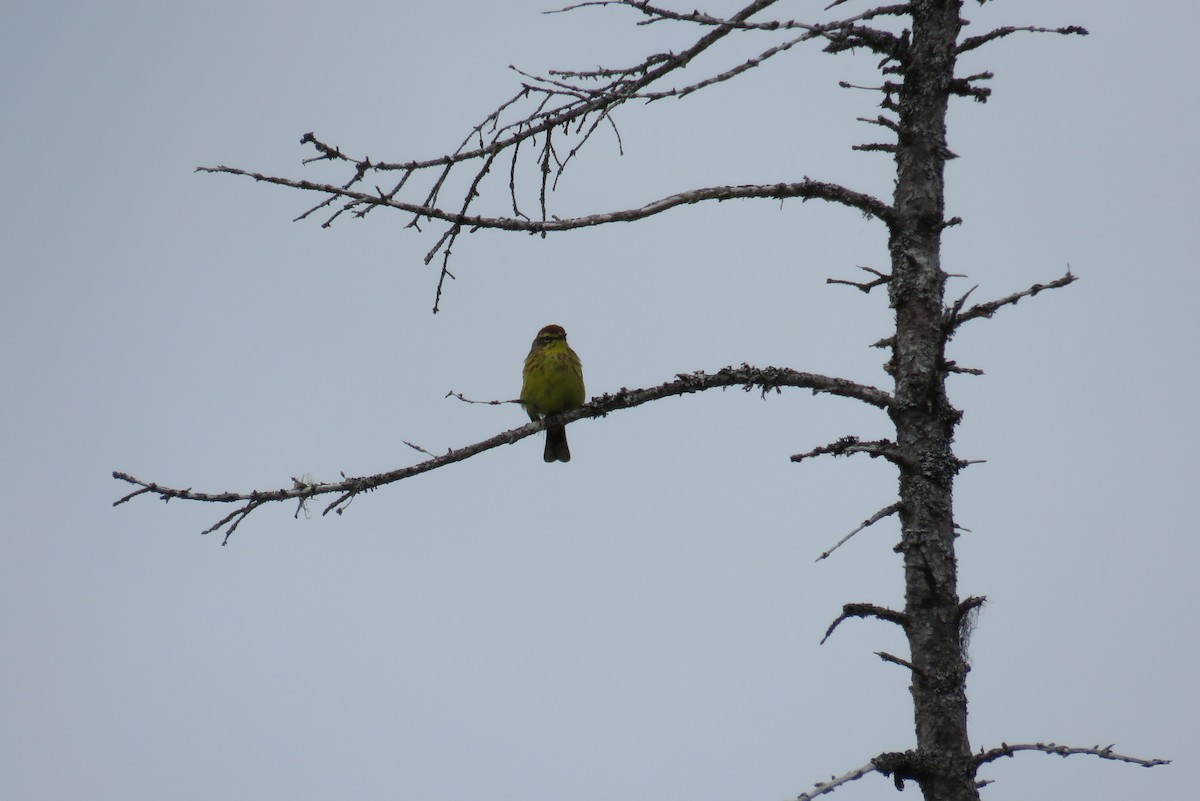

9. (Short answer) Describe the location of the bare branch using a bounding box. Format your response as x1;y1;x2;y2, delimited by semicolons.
550;0;820;31
402;441;436;457
637;29;812;100
821;602;907;644
280;2;797;179
794;762;879;801
942;360;983;376
975;742;1170;770
857;114;899;132
946;270;1077;332
875;651;920;674
197;0;922;309
628;6;910;102
197;166;894;233
657;364;894;407
550;1;913;34
791;435;908;468
958;24;1089;55
114;365;893;542
827;264;891;293
816;502;902;561
446;391;521;407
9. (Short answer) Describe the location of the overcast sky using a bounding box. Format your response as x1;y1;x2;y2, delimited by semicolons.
2;1;1196;800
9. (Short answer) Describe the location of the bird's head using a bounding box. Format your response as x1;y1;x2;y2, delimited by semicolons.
534;324;568;345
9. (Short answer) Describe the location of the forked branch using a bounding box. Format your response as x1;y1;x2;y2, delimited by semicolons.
197;0;923;310
945;270;1077;333
827;264;891;293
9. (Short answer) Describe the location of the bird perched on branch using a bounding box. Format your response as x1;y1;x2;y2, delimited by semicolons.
520;324;585;463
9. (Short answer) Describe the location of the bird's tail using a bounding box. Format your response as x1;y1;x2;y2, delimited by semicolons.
544;424;571;463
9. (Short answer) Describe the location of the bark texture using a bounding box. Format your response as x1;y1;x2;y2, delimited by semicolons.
887;2;977;800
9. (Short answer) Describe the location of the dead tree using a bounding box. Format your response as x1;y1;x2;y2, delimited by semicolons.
114;2;1167;799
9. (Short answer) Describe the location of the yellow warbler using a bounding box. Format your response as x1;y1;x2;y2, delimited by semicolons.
520;324;585;462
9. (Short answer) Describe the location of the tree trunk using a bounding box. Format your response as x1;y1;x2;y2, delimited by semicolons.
888;2;977;800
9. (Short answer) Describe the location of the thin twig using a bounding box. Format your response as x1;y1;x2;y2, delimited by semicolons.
794;762;879;800
975;742;1170;770
875;651;920;674
827;264;891;293
948;270;1077;331
958;25;1088;55
446;392;522;406
791;436;908;468
816;502;901;561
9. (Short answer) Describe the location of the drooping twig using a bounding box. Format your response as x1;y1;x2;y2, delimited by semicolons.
821;602;908;644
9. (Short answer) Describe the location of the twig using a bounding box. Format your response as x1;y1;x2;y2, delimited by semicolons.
197;0;921;309
791;436;908;468
816;502;901;561
550;0;815;31
875;651;921;674
947;270;1077;331
942;360;984;375
794;762;878;800
827;264;891;293
446;392;522;406
958;25;1089;55
975;742;1170;770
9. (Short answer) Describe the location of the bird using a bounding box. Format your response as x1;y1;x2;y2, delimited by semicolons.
520;324;585;462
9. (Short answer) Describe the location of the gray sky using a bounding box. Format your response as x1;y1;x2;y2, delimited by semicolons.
2;1;1195;799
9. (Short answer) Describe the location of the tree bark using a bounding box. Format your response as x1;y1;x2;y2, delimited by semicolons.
888;2;977;800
